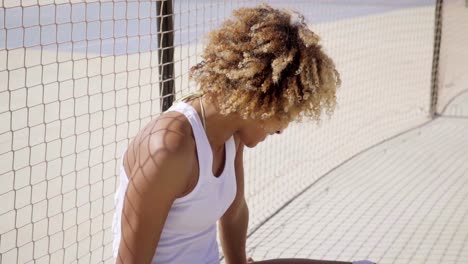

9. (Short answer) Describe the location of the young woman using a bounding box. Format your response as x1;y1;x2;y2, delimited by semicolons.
112;4;374;264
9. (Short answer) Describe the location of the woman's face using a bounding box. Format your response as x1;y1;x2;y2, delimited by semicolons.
237;118;288;148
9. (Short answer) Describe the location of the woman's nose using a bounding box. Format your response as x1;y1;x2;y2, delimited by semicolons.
269;130;282;135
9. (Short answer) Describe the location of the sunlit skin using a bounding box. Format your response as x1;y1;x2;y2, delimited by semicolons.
190;97;287;150
195;96;287;150
116;3;346;264
122;95;286;202
117;96;352;264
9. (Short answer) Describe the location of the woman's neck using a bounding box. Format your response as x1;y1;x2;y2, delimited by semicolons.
187;97;241;153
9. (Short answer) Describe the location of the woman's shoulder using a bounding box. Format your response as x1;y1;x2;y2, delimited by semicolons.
144;111;195;154
126;111;196;170
123;112;196;191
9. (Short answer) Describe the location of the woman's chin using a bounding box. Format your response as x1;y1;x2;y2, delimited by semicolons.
245;138;265;148
244;140;259;148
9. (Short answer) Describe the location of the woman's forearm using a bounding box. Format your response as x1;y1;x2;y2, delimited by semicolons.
219;201;250;264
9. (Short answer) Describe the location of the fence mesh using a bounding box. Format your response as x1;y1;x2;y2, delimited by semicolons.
0;0;466;263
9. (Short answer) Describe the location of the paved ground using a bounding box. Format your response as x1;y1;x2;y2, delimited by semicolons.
244;95;468;264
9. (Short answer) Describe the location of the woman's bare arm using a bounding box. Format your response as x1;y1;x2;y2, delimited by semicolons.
219;138;249;264
116;118;194;264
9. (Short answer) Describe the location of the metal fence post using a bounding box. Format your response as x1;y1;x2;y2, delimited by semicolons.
157;0;175;112
430;0;444;117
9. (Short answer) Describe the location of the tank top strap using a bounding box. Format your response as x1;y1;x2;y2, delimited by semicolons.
165;101;212;177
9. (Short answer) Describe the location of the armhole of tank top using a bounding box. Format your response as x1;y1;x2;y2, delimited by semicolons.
164;106;206;204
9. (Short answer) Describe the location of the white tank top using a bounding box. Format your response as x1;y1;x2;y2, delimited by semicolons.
112;101;237;264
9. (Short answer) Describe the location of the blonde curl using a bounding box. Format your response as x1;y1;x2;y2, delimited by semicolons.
190;4;341;125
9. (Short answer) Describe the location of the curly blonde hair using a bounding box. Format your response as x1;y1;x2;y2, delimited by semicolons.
190;4;341;126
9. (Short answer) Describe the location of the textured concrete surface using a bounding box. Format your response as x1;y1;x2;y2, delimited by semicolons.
245;112;468;264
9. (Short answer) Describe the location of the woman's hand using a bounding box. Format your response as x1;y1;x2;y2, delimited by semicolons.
247;257;255;263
